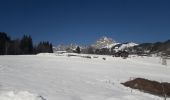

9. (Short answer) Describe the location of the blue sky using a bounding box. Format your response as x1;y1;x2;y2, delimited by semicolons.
0;0;170;45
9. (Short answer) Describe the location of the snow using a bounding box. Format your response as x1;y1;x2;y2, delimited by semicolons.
0;91;42;100
0;54;170;100
114;42;138;51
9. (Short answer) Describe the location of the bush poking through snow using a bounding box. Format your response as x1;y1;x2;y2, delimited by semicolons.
121;78;170;98
80;55;91;59
102;57;106;60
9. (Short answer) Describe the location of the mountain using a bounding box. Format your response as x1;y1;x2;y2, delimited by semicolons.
91;36;138;51
91;36;119;49
53;36;138;53
113;42;138;52
53;43;86;53
53;36;170;56
133;39;170;55
53;43;78;52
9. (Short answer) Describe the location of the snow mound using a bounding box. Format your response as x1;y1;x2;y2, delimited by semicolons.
0;91;44;100
36;53;55;56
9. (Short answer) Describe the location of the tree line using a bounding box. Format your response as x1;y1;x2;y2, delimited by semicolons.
0;32;53;55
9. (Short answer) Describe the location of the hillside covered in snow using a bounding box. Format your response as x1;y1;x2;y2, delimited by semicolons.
0;53;170;100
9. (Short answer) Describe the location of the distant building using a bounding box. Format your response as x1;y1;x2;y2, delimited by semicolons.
113;51;129;58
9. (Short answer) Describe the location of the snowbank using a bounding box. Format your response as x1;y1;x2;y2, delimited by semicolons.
36;53;54;56
0;91;43;100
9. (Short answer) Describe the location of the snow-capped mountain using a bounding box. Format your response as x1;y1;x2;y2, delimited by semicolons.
53;36;138;53
53;43;78;52
91;36;138;51
113;42;138;52
53;43;86;53
91;36;119;49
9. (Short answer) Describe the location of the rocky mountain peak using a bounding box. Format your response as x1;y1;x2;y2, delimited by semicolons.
92;36;118;49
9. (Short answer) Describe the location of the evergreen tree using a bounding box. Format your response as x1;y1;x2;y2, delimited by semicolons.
9;39;22;55
0;32;53;55
36;41;53;53
87;46;95;54
20;35;33;54
0;32;11;55
75;46;81;53
49;43;53;53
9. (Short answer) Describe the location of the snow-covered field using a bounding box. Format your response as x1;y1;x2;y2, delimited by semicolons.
0;53;170;100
